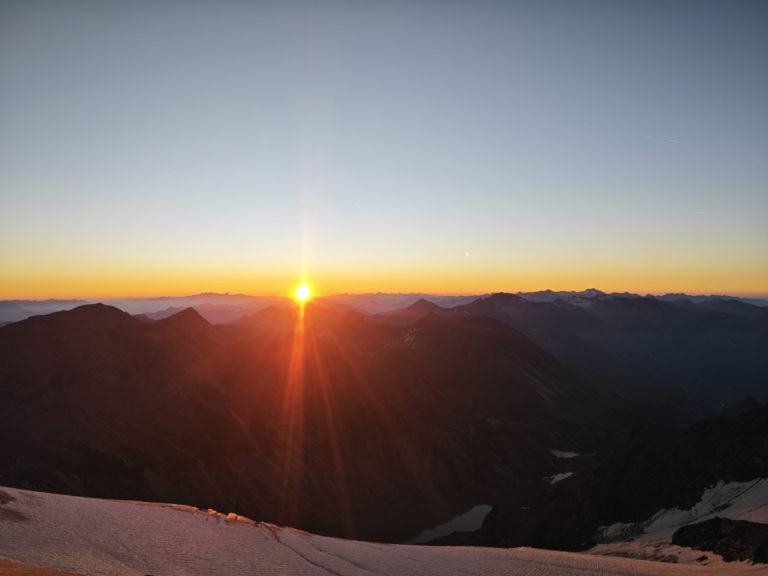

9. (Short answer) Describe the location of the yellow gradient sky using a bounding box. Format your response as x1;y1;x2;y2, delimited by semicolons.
1;2;766;299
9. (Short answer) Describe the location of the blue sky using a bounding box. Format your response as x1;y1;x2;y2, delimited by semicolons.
1;0;766;297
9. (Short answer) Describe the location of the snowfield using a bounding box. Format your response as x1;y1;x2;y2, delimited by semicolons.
1;486;766;576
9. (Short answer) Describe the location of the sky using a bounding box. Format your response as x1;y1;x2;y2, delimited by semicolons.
1;0;766;299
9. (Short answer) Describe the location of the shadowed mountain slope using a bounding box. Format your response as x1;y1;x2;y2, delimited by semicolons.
0;303;630;542
377;293;768;421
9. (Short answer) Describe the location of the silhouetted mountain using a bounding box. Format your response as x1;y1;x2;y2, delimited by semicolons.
150;306;211;332
0;303;630;543
402;298;446;315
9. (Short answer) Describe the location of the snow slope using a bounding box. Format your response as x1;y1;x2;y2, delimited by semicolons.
1;486;765;576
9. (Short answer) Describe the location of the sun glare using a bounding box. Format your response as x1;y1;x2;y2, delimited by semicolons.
296;282;311;302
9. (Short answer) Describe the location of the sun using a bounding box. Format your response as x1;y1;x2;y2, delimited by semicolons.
295;282;311;302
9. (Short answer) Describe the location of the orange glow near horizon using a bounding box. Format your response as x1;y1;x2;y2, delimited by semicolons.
0;265;767;300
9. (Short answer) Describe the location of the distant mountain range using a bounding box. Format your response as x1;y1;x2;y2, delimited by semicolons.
517;289;768;309
0;294;291;324
1;291;767;550
1;289;765;324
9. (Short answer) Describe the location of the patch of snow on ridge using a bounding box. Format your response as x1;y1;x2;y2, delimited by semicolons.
0;486;762;575
545;472;574;484
597;478;768;543
551;449;580;459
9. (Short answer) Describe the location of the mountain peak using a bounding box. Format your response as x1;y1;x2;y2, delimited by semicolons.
404;298;443;314
482;292;525;303
60;303;138;326
371;298;448;326
152;307;211;331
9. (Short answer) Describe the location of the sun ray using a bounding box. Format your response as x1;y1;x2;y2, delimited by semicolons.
276;304;307;525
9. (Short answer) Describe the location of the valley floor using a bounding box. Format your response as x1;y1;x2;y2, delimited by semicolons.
2;487;766;576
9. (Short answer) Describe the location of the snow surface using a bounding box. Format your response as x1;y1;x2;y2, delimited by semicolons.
591;538;740;568
1;486;765;576
731;504;768;524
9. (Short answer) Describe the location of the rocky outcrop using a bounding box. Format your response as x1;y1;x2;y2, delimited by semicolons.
672;517;768;563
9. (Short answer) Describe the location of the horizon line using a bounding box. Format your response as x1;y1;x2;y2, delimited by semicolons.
2;288;767;302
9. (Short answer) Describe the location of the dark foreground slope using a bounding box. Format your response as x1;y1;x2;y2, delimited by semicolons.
0;303;629;542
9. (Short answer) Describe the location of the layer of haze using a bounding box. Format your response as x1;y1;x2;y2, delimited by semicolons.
1;0;766;298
